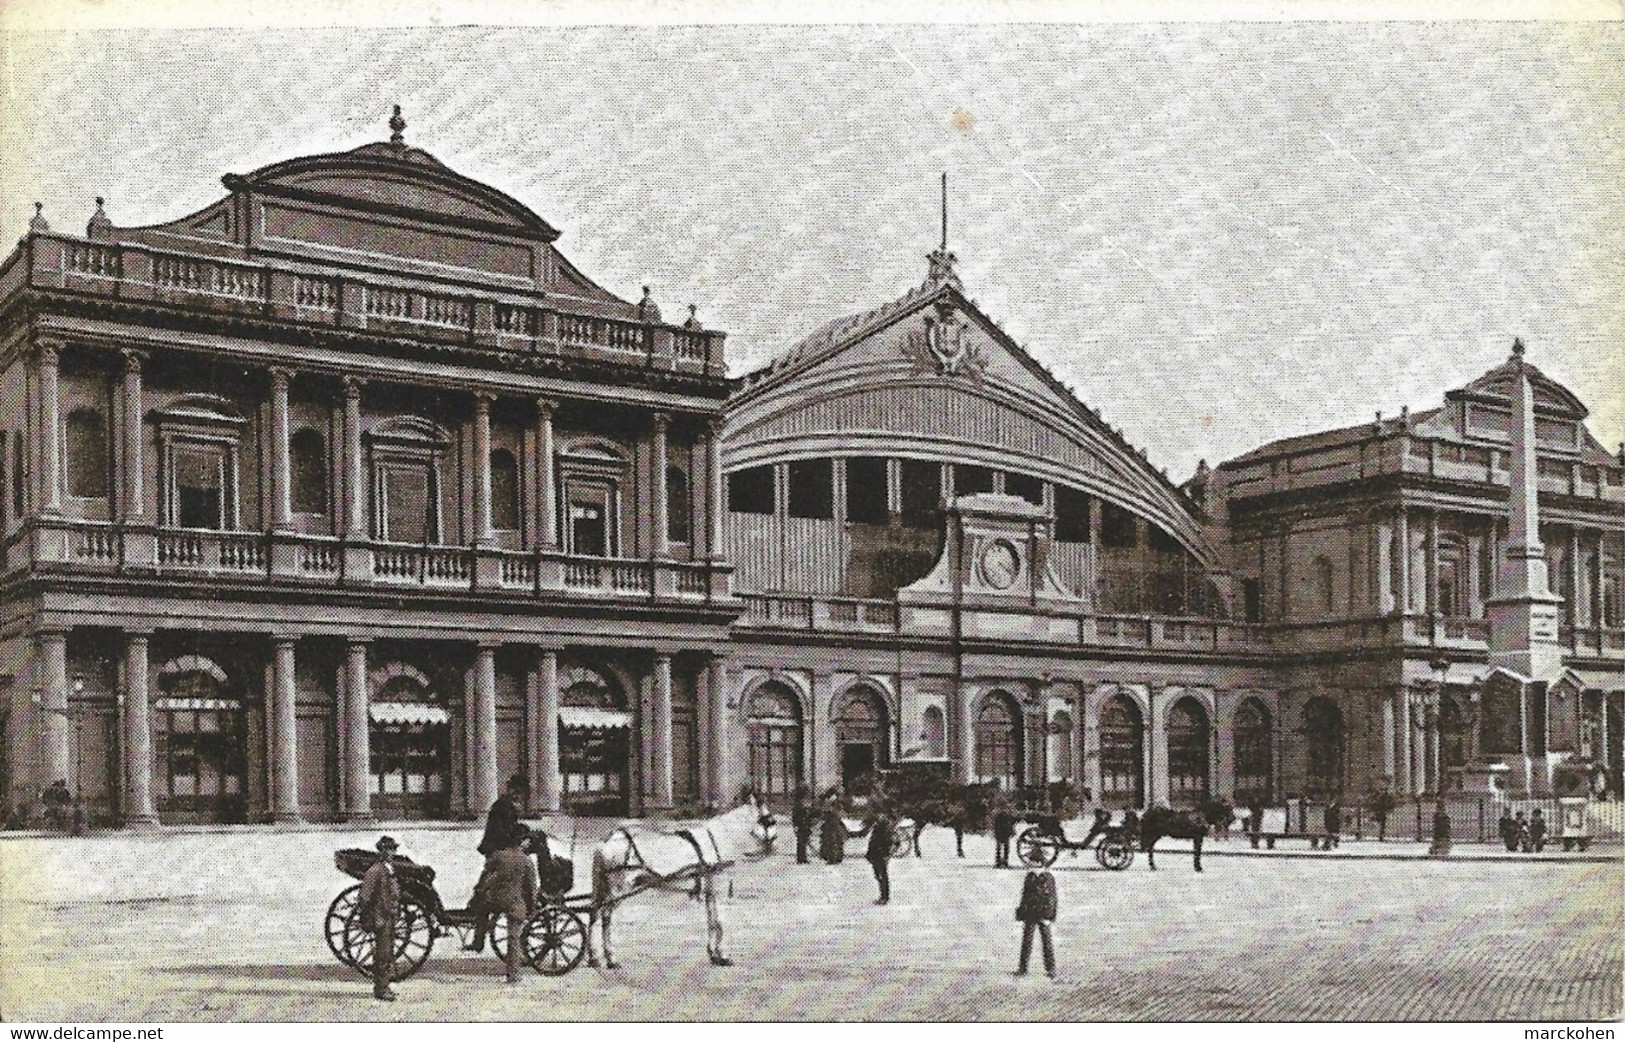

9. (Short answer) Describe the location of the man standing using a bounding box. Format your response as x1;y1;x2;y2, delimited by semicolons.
468;774;528;952
791;787;814;864
1015;867;1058;978
358;835;401;1002
1498;808;1517;851
479;837;541;983
866;807;894;905
1528;808;1548;853
992;797;1016;868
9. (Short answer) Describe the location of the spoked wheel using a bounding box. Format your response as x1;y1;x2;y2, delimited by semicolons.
325;884;367;970
1096;833;1135;871
343;890;437;981
524;906;588;976
1015;825;1059;867
487;913;510;964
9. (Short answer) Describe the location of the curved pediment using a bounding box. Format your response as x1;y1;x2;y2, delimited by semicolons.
154;394;247;428
368;415;451;447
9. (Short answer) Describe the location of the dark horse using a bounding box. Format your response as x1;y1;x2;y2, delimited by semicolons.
1134;806;1209;871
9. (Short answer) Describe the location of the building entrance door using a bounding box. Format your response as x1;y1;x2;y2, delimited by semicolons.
841;743;876;794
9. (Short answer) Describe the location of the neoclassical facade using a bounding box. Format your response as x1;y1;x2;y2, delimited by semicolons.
2;123;1620;827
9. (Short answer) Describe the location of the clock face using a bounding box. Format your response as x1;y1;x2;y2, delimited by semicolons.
981;539;1021;590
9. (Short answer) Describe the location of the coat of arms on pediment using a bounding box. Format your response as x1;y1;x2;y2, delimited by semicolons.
905;302;986;378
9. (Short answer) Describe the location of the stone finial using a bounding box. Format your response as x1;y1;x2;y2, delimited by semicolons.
638;285;662;323
1374;410;1384;431
1512;336;1525;358
29;202;49;234
389;104;406;146
86;196;112;240
1400;404;1410;429
684;303;702;331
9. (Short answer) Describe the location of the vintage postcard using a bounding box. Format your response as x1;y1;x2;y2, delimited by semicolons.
0;0;1620;1030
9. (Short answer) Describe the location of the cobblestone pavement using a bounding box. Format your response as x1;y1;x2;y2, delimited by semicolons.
2;822;1619;1022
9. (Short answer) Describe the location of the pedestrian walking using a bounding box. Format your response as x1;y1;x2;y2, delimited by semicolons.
992;798;1016;868
358;835;401;1001
1427;801;1452;857
791;786;814;864
866;808;893;905
1528;808;1548;853
1498;808;1516;851
1322;799;1342;850
819;791;846;864
473;838;540;983
1512;810;1531;852
1014;867;1057;978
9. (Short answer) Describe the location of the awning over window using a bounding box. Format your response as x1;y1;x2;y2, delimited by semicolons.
153;697;242;711
559;707;633;730
369;702;450;726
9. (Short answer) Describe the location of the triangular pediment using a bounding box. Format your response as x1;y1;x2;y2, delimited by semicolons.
1450;355;1588;420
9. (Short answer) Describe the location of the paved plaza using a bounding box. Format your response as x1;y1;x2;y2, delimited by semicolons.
1;822;1619;1023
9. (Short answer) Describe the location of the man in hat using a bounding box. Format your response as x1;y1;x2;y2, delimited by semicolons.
476;832;541;983
791;786;815;864
866;806;894;905
468;773;531;954
358;835;402;1001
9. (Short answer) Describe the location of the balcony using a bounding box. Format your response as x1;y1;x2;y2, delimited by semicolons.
12;518;732;607
13;232;728;375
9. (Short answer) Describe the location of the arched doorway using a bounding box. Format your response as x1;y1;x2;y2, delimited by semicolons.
1049;710;1075;787
746;682;803;804
1233;698;1274;805
559;666;630;816
153;656;246;824
1100;695;1144;808
1302;697;1344;799
974;691;1023;792
1167;697;1211;808
368;664;451;820
833;685;890;794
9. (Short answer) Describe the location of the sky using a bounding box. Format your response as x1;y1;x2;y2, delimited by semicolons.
1;8;1620;481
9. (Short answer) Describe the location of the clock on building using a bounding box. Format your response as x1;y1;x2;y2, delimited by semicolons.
980;539;1021;590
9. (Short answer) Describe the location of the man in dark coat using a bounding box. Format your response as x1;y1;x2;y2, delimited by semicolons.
791;787;814;864
358;835;402;1001
1498;808;1517;851
866;809;894;904
819;792;846;864
1323;799;1342;850
1528;808;1548;852
992;798;1016;868
1015;867;1057;977
468;774;528;953
477;838;540;983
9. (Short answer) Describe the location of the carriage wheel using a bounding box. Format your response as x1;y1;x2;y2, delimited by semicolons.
324;884;366;970
524;906;588;976
1096;834;1134;871
1015;825;1059;867
890;824;911;858
488;913;511;964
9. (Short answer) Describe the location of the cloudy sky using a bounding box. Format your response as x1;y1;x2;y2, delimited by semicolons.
2;10;1620;480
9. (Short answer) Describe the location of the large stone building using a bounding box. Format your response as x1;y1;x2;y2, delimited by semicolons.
2;122;1621;826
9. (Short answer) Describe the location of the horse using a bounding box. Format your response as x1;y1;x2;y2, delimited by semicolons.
588;790;776;969
1137;805;1210;871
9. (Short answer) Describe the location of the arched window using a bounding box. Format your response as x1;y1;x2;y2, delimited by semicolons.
920;705;946;759
1438;535;1467;616
834;685;890;792
67;408;108;498
974;692;1022;791
1100;695;1144;807
1233;699;1273;805
1049;710;1075;785
666;465;691;544
153;660;245;823
559;666;630;816
1440;695;1471;787
1314;556;1335;615
490;448;519;531
1167;697;1211;806
1302;697;1344;799
290;428;328;515
747;682;803;799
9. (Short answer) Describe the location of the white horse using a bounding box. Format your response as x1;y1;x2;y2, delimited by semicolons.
588;790;776;968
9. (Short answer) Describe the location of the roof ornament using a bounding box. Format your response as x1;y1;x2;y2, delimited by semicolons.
389;104;407;147
1512;336;1525;358
926;172;961;289
1373;410;1383;432
638;285;662;323
684;304;703;331
86;196;113;240
29;202;49;234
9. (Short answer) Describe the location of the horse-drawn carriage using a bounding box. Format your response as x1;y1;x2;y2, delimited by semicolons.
1015;809;1137;870
324;831;591;980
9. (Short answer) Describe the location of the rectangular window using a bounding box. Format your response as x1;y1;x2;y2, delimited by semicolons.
1055;485;1089;542
175;445;225;529
569;500;607;556
727;465;774;515
1100;504;1138;548
1242;578;1263;623
845;456;888;524
787;458;834;519
955;464;994;496
1005;472;1043;506
379;461;433;543
900;459;940;528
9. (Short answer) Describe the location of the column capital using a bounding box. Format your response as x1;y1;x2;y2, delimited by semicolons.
344;636;372;649
343;376;365;399
653;650;674;666
706;415;725;438
121;348;147;374
123;628;154;641
33;337;64;364
269;366;293;391
474;390;495;411
535;396;558;419
271;634;300;649
650;411;670;433
476;639;502;652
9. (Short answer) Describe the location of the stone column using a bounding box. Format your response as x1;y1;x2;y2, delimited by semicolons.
1381;694;1396;786
343;639;372;821
1397;508;1411;613
956;684;977;784
1426;510;1441;616
535;399;557;550
1395;690;1412;796
121;350;146;521
651;653;674;809
1147;687;1170;807
707;419;726;560
37;631;70;791
536;650;561;812
473;393;494;547
706;656;732;804
343;378;366;540
651;414;670;558
122;632;157;827
36;341;63;516
270;637;301;823
472;642;499;813
270;368;294;531
1376;515;1394;614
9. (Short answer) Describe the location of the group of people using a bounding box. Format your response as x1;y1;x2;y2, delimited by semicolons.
789;787;896;904
357;774;541;1002
1498;807;1550;853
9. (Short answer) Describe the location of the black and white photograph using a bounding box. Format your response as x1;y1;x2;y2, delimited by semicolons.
0;0;1620;1028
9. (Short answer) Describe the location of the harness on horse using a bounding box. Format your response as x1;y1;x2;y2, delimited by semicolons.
608;824;717;899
